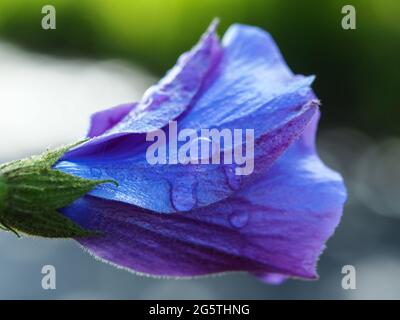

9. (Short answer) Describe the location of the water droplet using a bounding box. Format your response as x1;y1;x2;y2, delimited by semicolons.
229;211;249;229
224;165;242;191
171;181;197;211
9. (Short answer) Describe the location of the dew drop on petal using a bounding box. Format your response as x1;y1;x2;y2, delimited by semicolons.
171;181;197;212
229;211;249;229
224;165;242;191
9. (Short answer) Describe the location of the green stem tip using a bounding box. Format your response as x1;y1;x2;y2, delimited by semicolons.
0;140;116;238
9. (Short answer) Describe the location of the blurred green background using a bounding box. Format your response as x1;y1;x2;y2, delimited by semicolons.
0;0;399;136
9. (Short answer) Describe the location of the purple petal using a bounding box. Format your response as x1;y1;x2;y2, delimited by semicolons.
88;103;137;138
61;111;346;280
55;23;318;213
253;273;288;285
97;19;222;137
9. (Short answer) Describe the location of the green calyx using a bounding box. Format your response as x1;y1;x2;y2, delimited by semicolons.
0;140;116;238
0;175;6;212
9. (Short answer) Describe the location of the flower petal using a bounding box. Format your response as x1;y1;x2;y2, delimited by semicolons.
94;19;222;139
56;23;318;213
88;103;137;138
253;273;288;285
61;111;346;279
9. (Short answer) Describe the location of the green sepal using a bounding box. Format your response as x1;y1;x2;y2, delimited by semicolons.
0;140;116;238
0;140;89;173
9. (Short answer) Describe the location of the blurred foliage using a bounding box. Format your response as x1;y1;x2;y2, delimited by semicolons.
0;0;399;136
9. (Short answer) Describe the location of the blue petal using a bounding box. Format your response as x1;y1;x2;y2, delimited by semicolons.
61;111;346;279
56;23;318;213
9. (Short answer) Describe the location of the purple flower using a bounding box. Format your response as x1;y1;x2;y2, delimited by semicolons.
56;21;346;283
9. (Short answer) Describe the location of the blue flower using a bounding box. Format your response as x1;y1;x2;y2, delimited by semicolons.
56;21;346;283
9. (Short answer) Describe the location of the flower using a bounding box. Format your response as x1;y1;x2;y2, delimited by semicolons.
55;21;346;283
